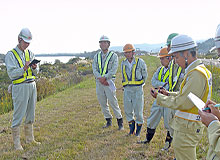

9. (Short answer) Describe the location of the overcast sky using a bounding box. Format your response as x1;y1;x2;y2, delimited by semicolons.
1;0;220;54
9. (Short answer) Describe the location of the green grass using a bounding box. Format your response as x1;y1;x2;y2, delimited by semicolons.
0;55;215;160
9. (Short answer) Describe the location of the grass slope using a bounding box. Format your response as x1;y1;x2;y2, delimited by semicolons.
0;56;208;160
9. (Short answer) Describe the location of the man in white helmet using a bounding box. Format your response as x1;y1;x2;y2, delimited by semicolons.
5;28;40;150
198;24;220;160
92;35;123;130
141;34;184;152
150;34;212;160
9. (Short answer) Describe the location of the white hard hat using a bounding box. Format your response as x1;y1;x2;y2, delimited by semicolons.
168;34;197;54
215;24;220;49
18;28;32;43
99;35;110;42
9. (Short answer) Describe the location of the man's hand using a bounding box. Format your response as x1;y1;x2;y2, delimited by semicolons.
23;61;30;71
198;110;219;127
204;100;220;120
31;63;37;69
158;87;169;96
98;77;109;86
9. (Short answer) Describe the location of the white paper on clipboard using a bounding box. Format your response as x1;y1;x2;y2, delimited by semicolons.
187;92;205;111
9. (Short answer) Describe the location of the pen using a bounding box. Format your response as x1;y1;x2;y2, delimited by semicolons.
203;104;220;111
155;82;168;90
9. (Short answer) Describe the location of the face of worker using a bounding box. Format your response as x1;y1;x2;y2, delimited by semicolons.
18;39;30;51
124;51;135;61
160;56;171;68
99;41;110;51
173;51;188;69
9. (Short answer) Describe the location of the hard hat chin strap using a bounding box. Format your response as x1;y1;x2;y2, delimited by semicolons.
185;58;188;68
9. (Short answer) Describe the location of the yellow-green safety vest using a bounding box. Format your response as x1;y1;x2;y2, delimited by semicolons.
168;60;182;91
98;51;115;78
122;57;144;87
158;66;169;82
11;49;35;84
175;64;212;122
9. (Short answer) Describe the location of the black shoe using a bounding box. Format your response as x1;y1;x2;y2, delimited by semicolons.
135;124;142;137
128;120;135;135
117;118;124;130
161;131;172;151
138;138;150;144
138;127;156;144
103;118;112;128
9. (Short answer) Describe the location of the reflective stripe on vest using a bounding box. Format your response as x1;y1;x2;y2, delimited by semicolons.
11;49;35;84
97;51;115;78
175;64;212;122
168;60;182;91
158;66;169;82
122;57;144;87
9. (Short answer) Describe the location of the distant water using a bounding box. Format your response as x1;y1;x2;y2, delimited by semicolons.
35;56;77;64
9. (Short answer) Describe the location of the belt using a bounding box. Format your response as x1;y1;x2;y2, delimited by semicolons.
24;80;35;83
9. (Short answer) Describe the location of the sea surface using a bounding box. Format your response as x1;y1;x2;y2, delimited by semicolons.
35;56;77;64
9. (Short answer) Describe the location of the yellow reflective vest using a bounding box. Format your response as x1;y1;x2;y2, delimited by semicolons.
158;60;182;91
175;64;212;122
168;60;182;91
11;49;35;84
122;57;144;87
158;66;169;82
98;51;115;78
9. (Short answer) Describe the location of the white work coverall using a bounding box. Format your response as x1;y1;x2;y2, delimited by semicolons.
121;58;148;124
92;51;122;119
5;46;39;128
147;66;171;130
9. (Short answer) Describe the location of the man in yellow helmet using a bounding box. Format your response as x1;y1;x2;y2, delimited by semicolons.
92;35;123;130
151;34;212;160
121;44;148;136
5;28;40;150
140;47;174;150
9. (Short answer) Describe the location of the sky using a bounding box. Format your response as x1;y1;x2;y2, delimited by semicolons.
0;0;220;54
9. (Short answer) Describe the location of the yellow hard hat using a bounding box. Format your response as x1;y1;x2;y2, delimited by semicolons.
123;44;135;52
157;47;170;58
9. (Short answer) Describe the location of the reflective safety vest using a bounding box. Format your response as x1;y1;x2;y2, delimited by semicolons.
11;49;35;84
168;60;182;91
122;57;144;87
158;66;169;82
175;64;212;122
97;51;115;78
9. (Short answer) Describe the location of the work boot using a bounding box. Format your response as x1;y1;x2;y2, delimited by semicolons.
12;127;24;150
103;118;112;128
139;127;156;144
24;124;41;145
161;131;172;151
128;120;135;135
117;118;124;130
135;123;142;137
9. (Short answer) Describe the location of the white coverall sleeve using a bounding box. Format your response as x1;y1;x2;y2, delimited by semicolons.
151;67;166;88
5;51;25;80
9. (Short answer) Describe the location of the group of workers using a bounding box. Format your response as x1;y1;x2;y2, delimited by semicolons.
93;24;220;160
4;24;220;160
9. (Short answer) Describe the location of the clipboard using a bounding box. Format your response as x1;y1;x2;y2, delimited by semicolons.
187;92;205;111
